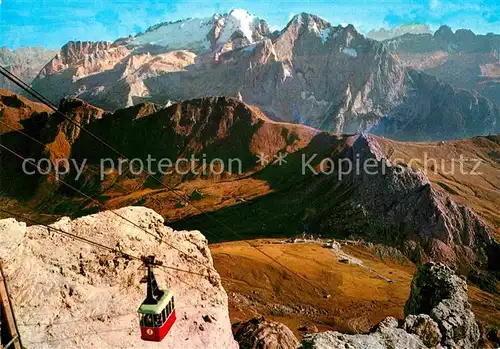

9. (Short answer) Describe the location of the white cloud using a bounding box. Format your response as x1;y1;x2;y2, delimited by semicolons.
430;0;440;10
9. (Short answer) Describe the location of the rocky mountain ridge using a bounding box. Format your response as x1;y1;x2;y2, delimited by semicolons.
366;24;433;41
384;25;500;107
28;12;500;141
384;25;500;54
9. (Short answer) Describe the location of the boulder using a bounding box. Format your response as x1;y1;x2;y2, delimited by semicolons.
233;317;300;349
405;263;480;349
404;315;442;348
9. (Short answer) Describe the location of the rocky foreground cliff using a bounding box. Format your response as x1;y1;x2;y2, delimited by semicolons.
0;207;238;349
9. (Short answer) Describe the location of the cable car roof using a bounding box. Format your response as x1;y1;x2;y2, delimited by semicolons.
138;289;173;315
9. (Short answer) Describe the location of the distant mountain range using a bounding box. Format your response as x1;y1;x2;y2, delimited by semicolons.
365;24;433;41
384;25;500;107
2;10;499;141
0;46;57;93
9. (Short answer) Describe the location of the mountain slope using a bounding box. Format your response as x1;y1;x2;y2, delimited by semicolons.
0;46;57;93
0;88;51;134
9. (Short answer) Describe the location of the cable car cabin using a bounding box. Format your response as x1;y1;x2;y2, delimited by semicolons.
138;256;176;342
138;289;176;341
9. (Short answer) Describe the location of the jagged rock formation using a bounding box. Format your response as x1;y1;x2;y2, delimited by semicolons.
232;317;299;349
373;70;500;140
301;263;481;349
384;25;500;54
302;317;428;349
385;26;500;107
0;88;51;134
322;133;496;267
0;46;57;93
29;11;499;141
37;41;131;78
405;263;481;348
0;207;238;349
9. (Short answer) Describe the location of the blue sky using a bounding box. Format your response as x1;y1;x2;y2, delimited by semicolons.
1;0;499;50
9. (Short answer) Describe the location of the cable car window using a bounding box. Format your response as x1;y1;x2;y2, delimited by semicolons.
139;313;145;326
144;314;154;327
154;313;163;327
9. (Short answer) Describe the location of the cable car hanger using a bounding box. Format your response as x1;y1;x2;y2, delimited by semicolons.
138;255;176;341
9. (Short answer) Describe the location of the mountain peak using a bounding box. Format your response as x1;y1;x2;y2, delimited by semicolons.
287;12;329;28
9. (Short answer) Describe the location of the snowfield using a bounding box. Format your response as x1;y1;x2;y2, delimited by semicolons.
128;9;265;53
129;16;215;51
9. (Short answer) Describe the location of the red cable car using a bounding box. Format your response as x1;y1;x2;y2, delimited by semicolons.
138;256;176;342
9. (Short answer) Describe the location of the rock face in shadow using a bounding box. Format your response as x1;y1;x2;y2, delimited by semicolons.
233;317;300;349
301;263;481;349
318;133;495;269
0;207;238;349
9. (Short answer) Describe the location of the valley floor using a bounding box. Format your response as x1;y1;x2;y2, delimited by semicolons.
210;239;500;338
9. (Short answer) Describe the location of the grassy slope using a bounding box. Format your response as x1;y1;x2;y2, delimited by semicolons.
211;240;500;337
376;135;500;238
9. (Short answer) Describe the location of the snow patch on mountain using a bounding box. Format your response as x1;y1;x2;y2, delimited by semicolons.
282;63;293;82
301;91;330;106
217;9;256;46
320;28;333;43
342;48;358;57
308;21;321;35
129;17;214;51
126;10;267;54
